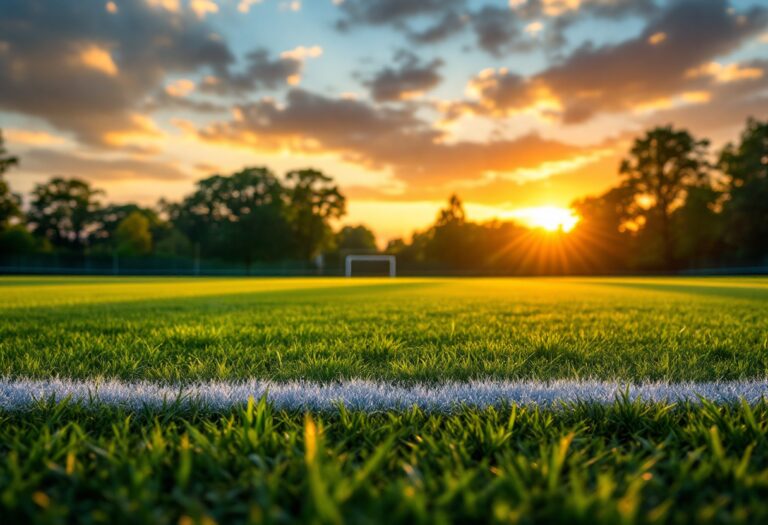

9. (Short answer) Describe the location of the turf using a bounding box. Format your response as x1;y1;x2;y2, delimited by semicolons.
4;400;768;524
1;276;767;382
1;276;768;524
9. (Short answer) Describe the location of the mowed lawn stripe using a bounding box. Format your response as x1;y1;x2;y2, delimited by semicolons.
1;276;766;383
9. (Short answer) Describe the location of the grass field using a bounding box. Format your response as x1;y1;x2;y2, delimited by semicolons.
2;276;768;523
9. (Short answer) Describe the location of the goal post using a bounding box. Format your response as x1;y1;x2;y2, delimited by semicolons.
345;255;396;278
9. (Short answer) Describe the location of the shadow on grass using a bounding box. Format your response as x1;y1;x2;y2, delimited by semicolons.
593;279;768;302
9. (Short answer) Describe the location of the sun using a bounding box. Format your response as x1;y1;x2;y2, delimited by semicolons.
512;206;580;233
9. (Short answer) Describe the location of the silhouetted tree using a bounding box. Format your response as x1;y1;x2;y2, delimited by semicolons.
28;177;103;251
435;194;465;227
0;130;21;231
0;130;17;175
154;228;193;258
719;118;768;264
167;167;294;267
672;183;723;267
571;185;634;272
285;169;346;260
619;126;710;269
0;225;42;256
335;225;377;252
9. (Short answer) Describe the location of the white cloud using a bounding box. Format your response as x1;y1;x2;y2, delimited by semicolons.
280;45;323;60
237;0;262;13
190;0;218;19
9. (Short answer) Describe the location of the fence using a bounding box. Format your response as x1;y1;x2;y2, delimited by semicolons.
1;254;766;277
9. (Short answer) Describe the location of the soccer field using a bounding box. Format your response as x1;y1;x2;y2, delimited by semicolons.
2;276;768;523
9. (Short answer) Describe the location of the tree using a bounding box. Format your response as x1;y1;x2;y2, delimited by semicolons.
570;185;635;272
0;130;17;175
167;167;294;267
435;194;465;227
425;195;478;269
671;184;723;267
285;169;346;260
154;228;193;257
335;225;377;252
28;177;103;251
115;211;152;256
0;130;21;231
0;225;40;256
719;118;768;264
619;126;710;269
92;204;162;248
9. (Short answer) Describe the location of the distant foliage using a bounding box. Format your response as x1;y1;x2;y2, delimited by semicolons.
116;211;152;256
0;119;766;273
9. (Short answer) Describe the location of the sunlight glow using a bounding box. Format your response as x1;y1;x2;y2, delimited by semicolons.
511;206;580;232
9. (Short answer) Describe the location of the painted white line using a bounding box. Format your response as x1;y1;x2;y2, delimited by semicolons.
1;378;768;411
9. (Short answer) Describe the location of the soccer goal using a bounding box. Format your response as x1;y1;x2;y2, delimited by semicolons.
345;255;396;278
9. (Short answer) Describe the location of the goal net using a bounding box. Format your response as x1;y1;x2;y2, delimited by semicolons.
345;255;396;278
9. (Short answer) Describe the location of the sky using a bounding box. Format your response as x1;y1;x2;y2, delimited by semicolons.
1;0;767;242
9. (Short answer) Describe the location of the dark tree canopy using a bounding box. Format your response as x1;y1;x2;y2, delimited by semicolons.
619;126;710;269
285;169;346;260
167;167;295;266
0;130;18;176
0;131;21;230
335;224;377;252
719;118;768;264
28;177;103;251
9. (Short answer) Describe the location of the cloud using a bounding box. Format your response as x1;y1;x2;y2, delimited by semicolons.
189;0;219;19
456;0;768;123
200;49;304;94
4;129;66;147
0;0;234;147
686;61;764;84
335;0;465;29
407;11;469;44
22;149;189;181
237;0;263;14
197;88;605;195
643;58;768;137
470;6;531;57
280;46;323;61
364;51;443;102
0;1;311;148
78;44;120;76
165;79;196;98
335;0;658;53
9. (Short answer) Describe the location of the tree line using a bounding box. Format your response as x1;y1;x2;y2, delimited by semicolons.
0;118;766;274
386;118;767;274
0;142;378;268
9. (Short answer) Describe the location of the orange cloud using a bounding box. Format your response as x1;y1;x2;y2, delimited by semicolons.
190;0;218;19
146;0;181;12
4;129;66;146
78;45;118;76
102;113;163;150
165;79;196;97
647;32;667;45
686;61;764;83
280;45;323;60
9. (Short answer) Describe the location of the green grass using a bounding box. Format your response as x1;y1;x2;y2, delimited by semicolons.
4;399;768;524
2;276;768;523
1;276;767;382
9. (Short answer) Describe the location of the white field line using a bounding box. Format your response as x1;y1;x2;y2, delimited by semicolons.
2;378;768;411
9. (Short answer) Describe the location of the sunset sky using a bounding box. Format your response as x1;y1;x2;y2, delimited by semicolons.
2;0;767;241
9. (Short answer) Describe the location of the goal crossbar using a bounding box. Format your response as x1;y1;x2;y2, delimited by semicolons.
345;255;396;278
